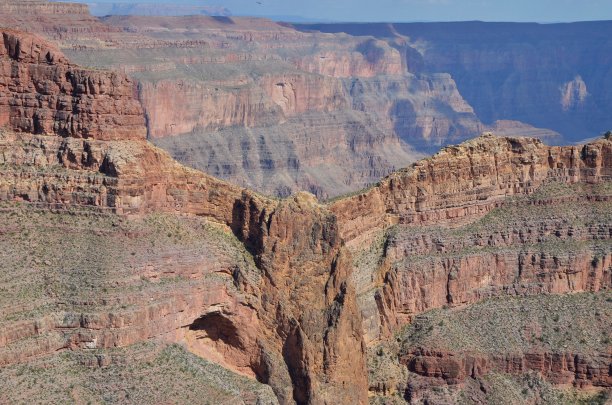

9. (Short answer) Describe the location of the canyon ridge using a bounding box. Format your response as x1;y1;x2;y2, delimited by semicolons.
0;2;610;405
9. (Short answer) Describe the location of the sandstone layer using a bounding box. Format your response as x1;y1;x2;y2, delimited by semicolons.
332;134;611;246
0;30;146;141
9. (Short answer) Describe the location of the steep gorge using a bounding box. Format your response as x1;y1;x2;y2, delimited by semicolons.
0;25;610;405
0;29;367;404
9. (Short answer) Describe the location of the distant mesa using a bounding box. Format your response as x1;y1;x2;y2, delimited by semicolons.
81;2;232;17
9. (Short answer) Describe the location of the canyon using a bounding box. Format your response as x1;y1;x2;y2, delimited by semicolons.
296;21;612;144
1;0;578;199
0;26;610;404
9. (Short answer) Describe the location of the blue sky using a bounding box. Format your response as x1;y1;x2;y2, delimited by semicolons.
87;0;612;22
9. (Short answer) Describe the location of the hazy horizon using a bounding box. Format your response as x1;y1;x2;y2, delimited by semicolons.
61;0;612;23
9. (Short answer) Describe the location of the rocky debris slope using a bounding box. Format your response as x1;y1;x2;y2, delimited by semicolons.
369;292;611;404
0;207;280;405
0;342;278;404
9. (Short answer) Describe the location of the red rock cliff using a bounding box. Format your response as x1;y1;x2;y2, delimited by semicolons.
0;30;146;141
332;134;612;246
0;28;368;405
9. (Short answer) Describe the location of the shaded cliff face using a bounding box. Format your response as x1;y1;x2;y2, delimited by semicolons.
296;21;612;143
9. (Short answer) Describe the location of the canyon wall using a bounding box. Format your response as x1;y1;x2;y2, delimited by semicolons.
2;4;573;199
0;30;146;141
0;28;368;404
0;0;89;15
331;134;612;245
367;291;612;402
297;21;612;143
0;20;610;405
333;134;612;401
331;133;612;342
0;0;121;43
57;14;492;198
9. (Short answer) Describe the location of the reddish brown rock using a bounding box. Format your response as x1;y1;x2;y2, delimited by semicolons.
0;28;369;405
331;134;612;246
0;30;146;141
403;348;612;388
1;26;611;405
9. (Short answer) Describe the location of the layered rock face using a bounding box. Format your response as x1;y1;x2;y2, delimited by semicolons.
297;21;612;143
5;5;596;199
405;348;612;388
3;4;569;199
0;24;610;405
138;72;347;138
331;135;611;400
0;0;89;15
0;28;367;405
0;30;146;141
0;129;369;404
0;0;121;44
332;134;612;245
46;13;492;198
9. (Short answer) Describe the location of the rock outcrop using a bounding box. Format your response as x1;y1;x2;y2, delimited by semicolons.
0;30;146;141
0;0;89;15
0;0;121;44
332;134;612;245
404;349;612;387
0;129;369;404
561;75;589;112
